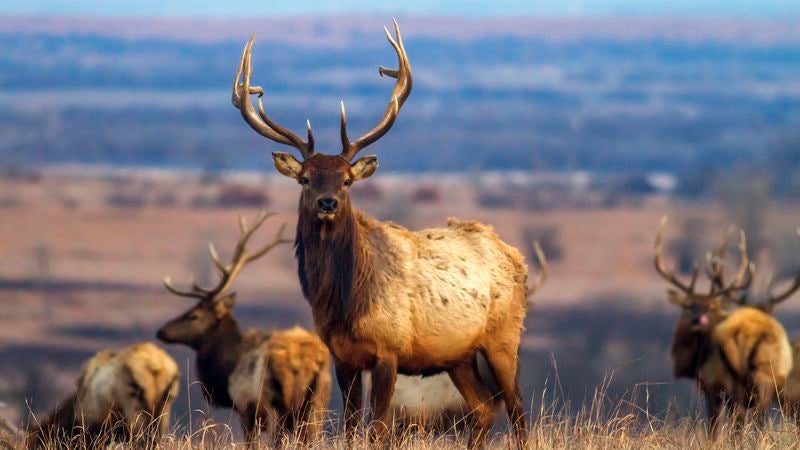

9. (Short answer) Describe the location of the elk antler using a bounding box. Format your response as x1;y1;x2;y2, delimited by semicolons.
708;229;754;301
527;241;548;300
654;216;700;296
232;34;315;159
340;18;412;161
762;228;800;313
705;226;733;294
163;211;292;302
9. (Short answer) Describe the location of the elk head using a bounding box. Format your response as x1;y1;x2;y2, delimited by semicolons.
655;217;755;377
231;20;411;224
157;211;290;348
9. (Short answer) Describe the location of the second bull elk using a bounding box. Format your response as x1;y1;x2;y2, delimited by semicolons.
156;212;331;445
655;218;792;432
720;228;800;422
231;20;530;446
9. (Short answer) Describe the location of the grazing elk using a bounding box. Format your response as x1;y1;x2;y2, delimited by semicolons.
231;20;530;447
655;217;792;432
26;342;179;448
156;211;331;445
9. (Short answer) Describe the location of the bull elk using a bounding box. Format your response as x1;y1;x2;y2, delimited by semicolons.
156;211;331;446
719;228;800;422
231;20;530;446
655;217;792;432
26;342;179;448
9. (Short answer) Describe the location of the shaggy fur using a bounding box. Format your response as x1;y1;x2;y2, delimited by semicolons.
26;342;179;448
157;299;331;446
671;306;791;431
281;153;529;447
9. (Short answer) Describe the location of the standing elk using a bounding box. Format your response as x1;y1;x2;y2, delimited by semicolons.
156;211;331;446
655;217;792;433
231;20;530;446
26;342;179;448
718;228;800;423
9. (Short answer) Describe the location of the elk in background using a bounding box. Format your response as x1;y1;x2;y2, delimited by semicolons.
718;228;800;423
231;20;530;447
156;211;331;446
656;217;792;433
26;343;178;448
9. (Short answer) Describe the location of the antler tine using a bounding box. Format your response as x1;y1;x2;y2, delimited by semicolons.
705;226;733;293
232;34;314;159
713;230;755;300
526;241;549;299
764;228;800;311
209;211;287;297
654;216;698;295
246;221;293;263
341;18;412;161
162;276;207;300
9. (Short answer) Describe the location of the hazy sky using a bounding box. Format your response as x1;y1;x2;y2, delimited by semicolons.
1;0;799;17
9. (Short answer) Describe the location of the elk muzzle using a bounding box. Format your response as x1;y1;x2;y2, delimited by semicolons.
317;197;339;220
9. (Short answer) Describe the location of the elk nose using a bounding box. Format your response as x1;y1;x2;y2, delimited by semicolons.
318;198;338;213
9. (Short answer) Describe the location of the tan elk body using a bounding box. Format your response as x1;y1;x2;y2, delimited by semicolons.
231;20;532;446
724;228;800;420
26;342;179;448
656;218;791;431
157;212;331;445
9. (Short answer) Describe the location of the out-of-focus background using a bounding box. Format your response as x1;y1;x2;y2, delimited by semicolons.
1;0;799;433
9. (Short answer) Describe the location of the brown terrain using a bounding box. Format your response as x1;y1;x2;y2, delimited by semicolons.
1;168;799;435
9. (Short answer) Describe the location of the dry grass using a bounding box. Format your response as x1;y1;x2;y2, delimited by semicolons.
8;383;800;450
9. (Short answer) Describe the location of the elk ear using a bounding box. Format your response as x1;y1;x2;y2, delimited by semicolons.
213;293;236;318
272;152;303;179
351;155;378;181
666;289;685;306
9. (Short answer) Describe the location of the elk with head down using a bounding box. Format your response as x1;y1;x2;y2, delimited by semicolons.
231;20;530;446
26;342;179;448
655;217;792;433
156;211;331;446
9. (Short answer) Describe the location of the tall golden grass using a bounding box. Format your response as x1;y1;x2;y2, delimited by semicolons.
8;379;800;450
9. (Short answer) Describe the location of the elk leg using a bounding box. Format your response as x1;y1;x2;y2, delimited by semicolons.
706;391;724;436
447;361;497;449
481;345;527;447
305;370;332;443
239;407;258;449
334;362;363;436
369;356;398;441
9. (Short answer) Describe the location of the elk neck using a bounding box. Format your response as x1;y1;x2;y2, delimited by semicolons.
671;322;713;380
295;201;376;338
194;314;244;408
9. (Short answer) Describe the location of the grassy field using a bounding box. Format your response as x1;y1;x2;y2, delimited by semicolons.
1;168;800;448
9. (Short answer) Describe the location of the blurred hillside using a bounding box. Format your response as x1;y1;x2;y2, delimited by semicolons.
0;16;799;193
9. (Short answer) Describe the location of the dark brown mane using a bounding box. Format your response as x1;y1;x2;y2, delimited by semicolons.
195;316;245;408
671;322;713;379
295;199;378;338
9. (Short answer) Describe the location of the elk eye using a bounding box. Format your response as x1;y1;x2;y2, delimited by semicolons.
188;313;199;321
300;177;310;186
343;179;352;187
